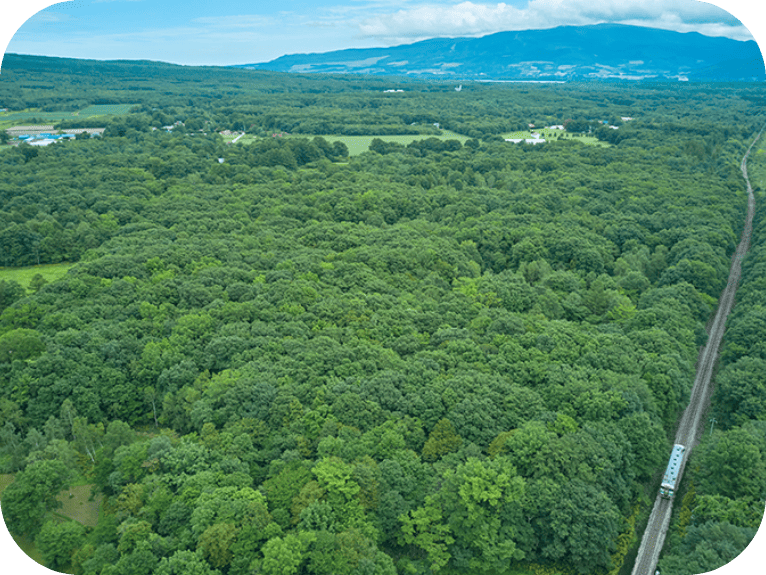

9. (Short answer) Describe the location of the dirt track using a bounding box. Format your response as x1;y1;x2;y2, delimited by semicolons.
630;126;765;575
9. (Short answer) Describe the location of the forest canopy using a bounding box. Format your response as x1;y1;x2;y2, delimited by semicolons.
1;54;765;575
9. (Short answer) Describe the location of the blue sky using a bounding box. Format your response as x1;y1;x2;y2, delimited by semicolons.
1;1;764;66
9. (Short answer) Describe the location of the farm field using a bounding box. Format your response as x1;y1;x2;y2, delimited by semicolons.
0;103;137;129
223;131;470;154
314;131;471;155
0;263;76;293
77;104;137;116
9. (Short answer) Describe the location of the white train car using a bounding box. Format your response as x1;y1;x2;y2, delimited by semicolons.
659;444;686;499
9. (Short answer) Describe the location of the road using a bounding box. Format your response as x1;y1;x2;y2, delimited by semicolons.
631;126;765;575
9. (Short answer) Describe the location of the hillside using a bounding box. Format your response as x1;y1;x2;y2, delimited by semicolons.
237;23;765;81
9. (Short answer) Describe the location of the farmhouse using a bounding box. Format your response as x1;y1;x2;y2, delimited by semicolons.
505;138;546;144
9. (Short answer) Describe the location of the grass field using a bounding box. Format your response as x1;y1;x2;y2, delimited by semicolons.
0;263;75;293
56;485;102;527
313;131;471;155
225;129;606;155
0;104;137;129
78;104;137;116
502;128;610;146
226;130;471;155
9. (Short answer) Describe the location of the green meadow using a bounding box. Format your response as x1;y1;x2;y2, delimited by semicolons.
313;130;471;155
225;129;606;154
226;130;471;155
0;104;137;129
0;263;76;293
501;128;610;146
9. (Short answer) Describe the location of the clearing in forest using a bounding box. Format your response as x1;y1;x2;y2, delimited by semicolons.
0;263;76;293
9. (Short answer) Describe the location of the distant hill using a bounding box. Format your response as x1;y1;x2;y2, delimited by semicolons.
237;23;765;82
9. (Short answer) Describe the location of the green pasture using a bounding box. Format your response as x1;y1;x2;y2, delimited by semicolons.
0;104;137;129
501;128;609;146
0;263;75;293
225;130;611;155
77;104;137;116
224;131;470;155
314;131;470;155
0;110;74;129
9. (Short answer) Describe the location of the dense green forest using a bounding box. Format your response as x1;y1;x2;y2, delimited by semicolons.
1;54;765;575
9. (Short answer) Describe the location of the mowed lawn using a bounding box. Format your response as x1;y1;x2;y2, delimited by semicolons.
0;262;75;293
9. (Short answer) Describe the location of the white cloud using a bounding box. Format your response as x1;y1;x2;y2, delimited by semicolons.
192;15;276;29
357;0;752;44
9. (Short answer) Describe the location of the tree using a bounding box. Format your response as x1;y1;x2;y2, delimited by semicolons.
260;532;315;575
658;521;758;575
197;522;238;569
28;273;48;293
422;418;463;461
399;496;454;572
155;550;222;575
695;425;766;500
0;328;46;363
0;279;26;312
35;519;86;571
190;486;271;539
439;457;526;572
542;480;621;574
713;356;766;427
0;458;71;536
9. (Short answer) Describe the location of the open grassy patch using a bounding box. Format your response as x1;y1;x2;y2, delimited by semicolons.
78;104;137;116
0;104;136;130
502;128;610;146
0;263;75;293
287;130;470;156
55;485;101;528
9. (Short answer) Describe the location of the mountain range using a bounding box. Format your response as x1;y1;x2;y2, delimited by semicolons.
237;24;765;82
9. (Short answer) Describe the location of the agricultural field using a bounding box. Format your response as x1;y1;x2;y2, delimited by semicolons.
0;263;76;293
312;130;471;155
0;110;76;129
77;104;137;116
223;131;471;155
0;103;137;129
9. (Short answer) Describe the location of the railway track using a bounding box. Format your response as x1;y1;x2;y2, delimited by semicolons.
631;126;765;575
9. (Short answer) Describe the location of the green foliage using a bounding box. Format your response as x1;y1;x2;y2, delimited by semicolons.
0;328;45;363
35;519;86;571
2;54;764;575
0;458;71;536
422;418;463;461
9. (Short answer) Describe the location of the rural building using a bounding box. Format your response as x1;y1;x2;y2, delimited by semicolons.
505;138;546;144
